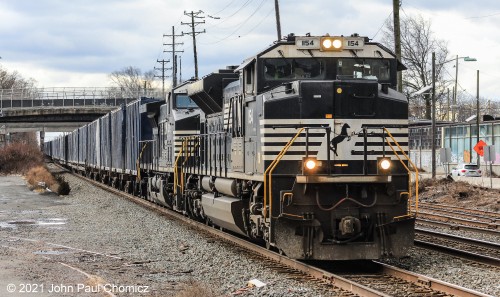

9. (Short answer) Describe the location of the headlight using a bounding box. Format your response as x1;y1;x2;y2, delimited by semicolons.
377;157;391;175
303;157;321;173
305;159;317;170
380;159;391;170
320;37;344;51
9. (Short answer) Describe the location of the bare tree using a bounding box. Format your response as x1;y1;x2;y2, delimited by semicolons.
0;66;37;89
109;66;158;96
382;14;449;120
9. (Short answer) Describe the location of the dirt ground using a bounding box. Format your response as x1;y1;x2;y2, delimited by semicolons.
416;177;500;212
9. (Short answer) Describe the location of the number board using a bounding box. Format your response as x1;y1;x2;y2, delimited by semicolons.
344;37;364;49
295;37;320;49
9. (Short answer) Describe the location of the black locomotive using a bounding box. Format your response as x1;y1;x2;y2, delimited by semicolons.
46;33;417;260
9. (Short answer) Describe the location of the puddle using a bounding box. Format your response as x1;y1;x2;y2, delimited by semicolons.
1;218;67;228
37;218;67;226
0;222;15;229
33;250;68;255
8;220;36;225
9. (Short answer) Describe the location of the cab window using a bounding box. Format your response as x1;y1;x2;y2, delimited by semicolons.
175;94;197;109
337;59;391;82
263;58;325;80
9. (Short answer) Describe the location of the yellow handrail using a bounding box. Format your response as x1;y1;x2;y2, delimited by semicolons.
263;128;304;221
383;128;419;215
180;137;199;195
136;142;149;182
173;139;186;195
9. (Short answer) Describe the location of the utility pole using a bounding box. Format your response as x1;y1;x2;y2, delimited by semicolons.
452;86;456;122
431;52;436;179
476;69;480;167
182;10;206;79
164;26;183;88
393;0;402;93
446;88;451;121
155;59;171;99
274;0;282;41
179;56;182;83
454;55;458;119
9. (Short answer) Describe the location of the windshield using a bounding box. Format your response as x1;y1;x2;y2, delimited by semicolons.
337;59;390;81
263;58;325;80
464;164;479;170
176;94;197;109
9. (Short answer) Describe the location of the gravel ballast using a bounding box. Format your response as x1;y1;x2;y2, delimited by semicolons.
1;171;498;296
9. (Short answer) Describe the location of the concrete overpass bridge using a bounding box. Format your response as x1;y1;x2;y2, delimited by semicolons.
0;87;163;133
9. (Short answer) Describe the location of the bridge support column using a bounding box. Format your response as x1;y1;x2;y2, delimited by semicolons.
39;130;45;152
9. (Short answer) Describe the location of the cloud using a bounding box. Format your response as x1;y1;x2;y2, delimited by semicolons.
0;0;498;100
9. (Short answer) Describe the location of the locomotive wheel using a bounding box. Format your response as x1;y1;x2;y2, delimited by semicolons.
265;241;271;250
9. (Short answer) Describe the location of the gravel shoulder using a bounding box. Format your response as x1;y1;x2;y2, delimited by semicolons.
0;172;341;297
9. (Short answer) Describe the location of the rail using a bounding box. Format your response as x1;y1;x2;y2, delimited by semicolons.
0;87;164;109
383;128;419;217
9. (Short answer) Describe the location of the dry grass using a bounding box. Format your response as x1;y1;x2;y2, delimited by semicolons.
0;141;44;174
415;178;500;212
26;166;56;190
25;166;71;195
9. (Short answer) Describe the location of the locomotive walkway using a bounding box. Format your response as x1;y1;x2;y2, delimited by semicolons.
0;87;162;132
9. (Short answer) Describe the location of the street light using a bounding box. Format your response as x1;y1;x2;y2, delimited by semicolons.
452;56;477;121
430;54;477;178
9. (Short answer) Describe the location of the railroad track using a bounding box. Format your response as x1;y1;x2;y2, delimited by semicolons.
60;166;492;297
416;218;500;237
416;210;500;232
419;202;500;222
415;228;500;267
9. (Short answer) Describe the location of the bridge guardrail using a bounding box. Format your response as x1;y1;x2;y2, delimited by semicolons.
0;87;164;110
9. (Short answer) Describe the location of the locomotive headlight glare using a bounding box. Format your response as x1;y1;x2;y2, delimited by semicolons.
332;39;342;48
377;157;391;175
306;160;316;170
322;39;332;49
303;157;321;172
320;37;344;51
380;159;391;170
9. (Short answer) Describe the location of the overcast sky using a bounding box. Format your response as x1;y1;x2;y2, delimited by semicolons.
1;0;499;100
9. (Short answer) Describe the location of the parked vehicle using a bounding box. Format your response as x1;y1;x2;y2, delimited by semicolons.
451;163;482;177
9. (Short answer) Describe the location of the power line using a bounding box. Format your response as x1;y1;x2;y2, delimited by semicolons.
371;11;393;40
204;0;255;30
211;0;238;16
202;0;267;44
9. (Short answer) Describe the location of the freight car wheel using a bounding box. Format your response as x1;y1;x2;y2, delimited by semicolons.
124;181;132;194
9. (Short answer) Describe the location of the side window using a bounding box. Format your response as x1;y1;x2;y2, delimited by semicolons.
245;66;254;95
175;94;197;109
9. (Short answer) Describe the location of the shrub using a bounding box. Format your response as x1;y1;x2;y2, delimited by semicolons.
0;141;44;174
54;174;71;195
